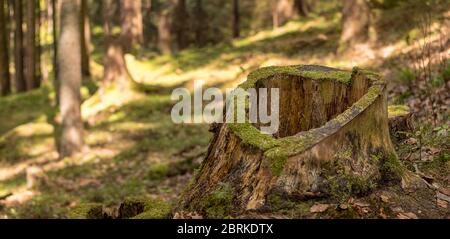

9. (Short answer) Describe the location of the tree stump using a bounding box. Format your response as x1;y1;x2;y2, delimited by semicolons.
177;65;402;218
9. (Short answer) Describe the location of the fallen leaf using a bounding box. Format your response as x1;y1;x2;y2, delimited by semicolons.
354;201;370;208
437;192;450;203
310;203;330;213
437;199;448;209
339;204;348;210
397;212;418;219
380;195;390;203
439;188;450;196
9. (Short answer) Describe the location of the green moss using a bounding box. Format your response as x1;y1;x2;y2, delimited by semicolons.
388;105;410;118
228;123;280;150
69;203;104;219
380;153;405;182
195;182;234;219
119;197;172;219
146;162;170;181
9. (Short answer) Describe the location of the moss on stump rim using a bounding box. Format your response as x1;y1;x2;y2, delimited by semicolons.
226;65;385;175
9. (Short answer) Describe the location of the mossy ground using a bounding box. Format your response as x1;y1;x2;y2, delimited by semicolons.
0;1;448;218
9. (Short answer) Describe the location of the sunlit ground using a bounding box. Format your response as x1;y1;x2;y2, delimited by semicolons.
0;6;448;218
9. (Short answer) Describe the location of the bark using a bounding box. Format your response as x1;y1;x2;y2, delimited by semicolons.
294;0;315;17
0;0;11;95
158;10;172;54
232;0;240;38
120;0;143;49
35;0;41;88
25;0;36;90
340;0;370;46
57;0;84;158
14;0;26;92
103;0;130;88
80;0;91;76
173;0;189;50
177;65;401;218
272;0;295;29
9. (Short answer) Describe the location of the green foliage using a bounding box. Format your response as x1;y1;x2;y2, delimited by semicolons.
196;183;234;219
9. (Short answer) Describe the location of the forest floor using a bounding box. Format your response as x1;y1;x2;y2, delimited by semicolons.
0;5;449;219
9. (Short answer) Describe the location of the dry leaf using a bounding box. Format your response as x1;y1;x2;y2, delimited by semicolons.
437;199;448;209
439;188;450;196
310;203;330;213
380;195;390;203
437;192;450;203
397;212;418;219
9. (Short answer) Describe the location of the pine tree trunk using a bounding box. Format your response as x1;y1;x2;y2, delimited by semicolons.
193;0;207;47
103;0;130;88
0;0;11;95
272;0;295;29
232;0;240;38
57;0;83;158
80;0;91;76
173;0;189;50
14;0;26;92
158;10;172;54
25;0;36;90
35;0;41;88
340;0;370;46
120;0;143;49
176;65;402;218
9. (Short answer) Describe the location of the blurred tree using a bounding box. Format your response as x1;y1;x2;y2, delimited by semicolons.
272;0;295;29
294;0;315;17
120;0;143;49
25;0;37;90
80;0;91;76
340;0;370;46
173;0;189;50
158;5;172;54
14;0;26;92
35;0;41;87
192;0;207;46
57;0;84;157
232;0;240;38
103;0;131;88
0;0;11;95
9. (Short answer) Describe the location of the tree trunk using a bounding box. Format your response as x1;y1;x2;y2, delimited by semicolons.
57;0;83;158
14;0;26;92
80;0;91;76
232;0;240;38
294;0;315;17
0;0;11;95
173;0;189;50
52;0;59;104
340;0;370;46
25;0;36;90
103;0;130;88
35;0;41;88
272;0;295;29
120;0;143;49
158;10;172;54
193;0;207;47
176;65;402;218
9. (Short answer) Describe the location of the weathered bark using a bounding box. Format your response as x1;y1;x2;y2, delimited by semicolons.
177;65;402;218
80;0;91;76
272;0;295;29
13;0;26;92
158;10;172;54
120;0;143;49
340;0;370;46
0;0;11;95
24;0;36;90
294;0;315;17
57;0;84;158
232;0;240;38
173;0;189;50
103;0;130;88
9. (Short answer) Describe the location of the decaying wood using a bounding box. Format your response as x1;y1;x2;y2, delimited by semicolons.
176;65;404;218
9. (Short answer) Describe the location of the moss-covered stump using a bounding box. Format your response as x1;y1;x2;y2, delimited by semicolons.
176;65;403;218
118;197;172;219
69;203;104;219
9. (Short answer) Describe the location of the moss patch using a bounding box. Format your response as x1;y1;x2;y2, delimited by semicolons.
194;182;234;219
69;203;104;219
119;197;172;219
388;105;410;118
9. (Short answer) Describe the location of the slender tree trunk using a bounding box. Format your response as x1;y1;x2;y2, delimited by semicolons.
103;0;130;88
57;0;84;158
340;0;370;46
158;10;172;54
232;0;240;38
193;0;207;47
25;0;36;90
52;0;59;104
120;0;143;49
80;0;91;76
173;0;189;50
272;0;295;29
14;0;26;92
0;0;11;96
35;0;41;88
294;0;314;17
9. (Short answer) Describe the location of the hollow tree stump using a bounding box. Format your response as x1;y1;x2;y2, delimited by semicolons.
176;65;402;218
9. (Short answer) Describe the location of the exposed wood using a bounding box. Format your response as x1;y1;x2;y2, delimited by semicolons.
177;65;403;218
